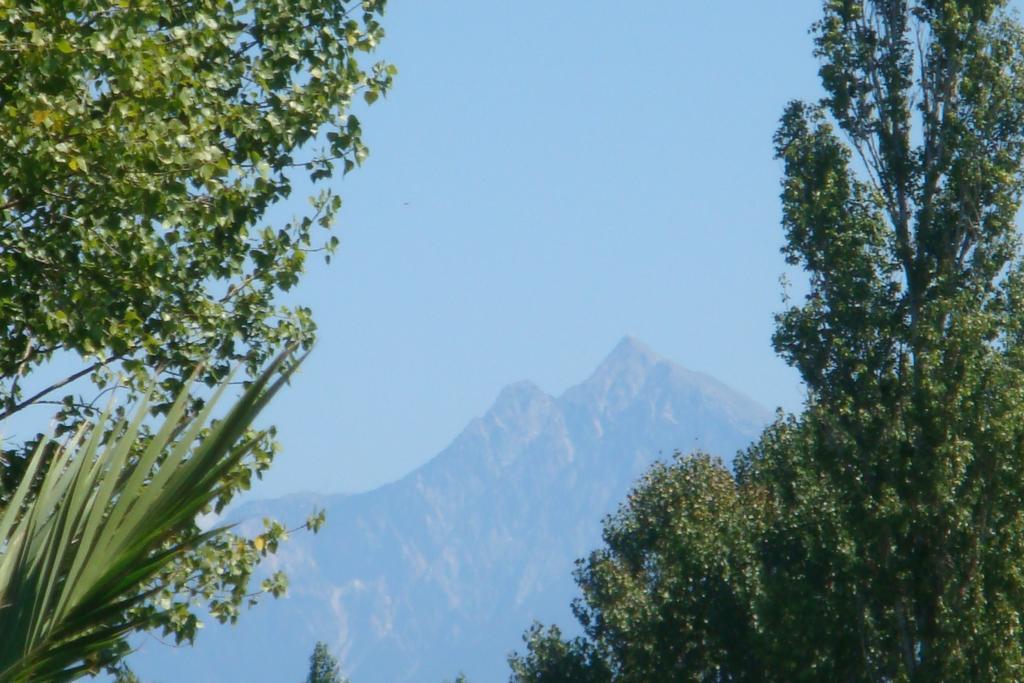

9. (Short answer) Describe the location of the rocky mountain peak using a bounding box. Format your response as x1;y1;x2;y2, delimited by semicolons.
594;335;660;379
488;380;550;418
563;335;670;416
130;337;772;683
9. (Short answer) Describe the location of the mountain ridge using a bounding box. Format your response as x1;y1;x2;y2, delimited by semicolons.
131;337;772;683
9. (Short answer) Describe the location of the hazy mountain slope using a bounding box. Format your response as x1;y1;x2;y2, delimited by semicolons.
129;337;771;682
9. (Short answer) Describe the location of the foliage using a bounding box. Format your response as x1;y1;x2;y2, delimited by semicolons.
0;0;392;436
511;0;1024;680
306;641;347;683
0;0;390;652
508;455;760;683
0;350;303;681
509;624;611;683
748;0;1024;677
572;455;761;682
112;666;140;683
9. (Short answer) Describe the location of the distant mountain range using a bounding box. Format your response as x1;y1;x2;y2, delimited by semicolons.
128;337;772;682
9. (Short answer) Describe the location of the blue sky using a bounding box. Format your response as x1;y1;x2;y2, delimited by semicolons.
249;1;828;497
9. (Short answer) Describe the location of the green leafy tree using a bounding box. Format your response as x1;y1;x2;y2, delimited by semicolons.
306;641;346;683
509;624;611;683
512;0;1024;680
748;0;1024;678
508;455;760;683
0;0;391;653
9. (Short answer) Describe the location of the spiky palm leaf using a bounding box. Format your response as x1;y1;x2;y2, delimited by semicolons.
0;350;303;682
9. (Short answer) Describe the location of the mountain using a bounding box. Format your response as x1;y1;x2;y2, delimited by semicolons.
128;337;772;682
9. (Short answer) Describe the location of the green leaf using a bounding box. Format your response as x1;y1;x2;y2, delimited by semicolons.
0;349;306;681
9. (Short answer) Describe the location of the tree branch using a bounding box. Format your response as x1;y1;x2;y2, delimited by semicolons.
0;354;125;422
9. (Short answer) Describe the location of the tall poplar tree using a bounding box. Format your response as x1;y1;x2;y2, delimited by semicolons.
752;0;1024;677
511;1;1024;680
306;642;346;683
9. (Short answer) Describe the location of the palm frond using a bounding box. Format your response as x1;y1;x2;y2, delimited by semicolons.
0;349;304;682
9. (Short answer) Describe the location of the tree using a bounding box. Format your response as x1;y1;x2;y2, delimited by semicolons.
509;623;611;683
306;641;346;683
511;0;1024;680
112;665;141;683
749;0;1024;677
0;0;391;651
508;455;760;683
0;350;303;681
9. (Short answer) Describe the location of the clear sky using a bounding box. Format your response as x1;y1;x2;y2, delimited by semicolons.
247;1;830;498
